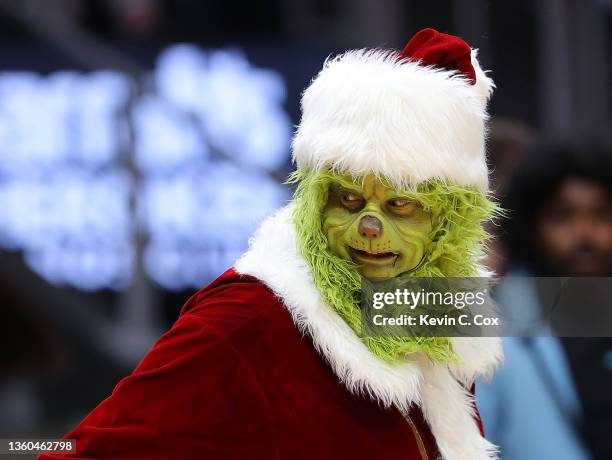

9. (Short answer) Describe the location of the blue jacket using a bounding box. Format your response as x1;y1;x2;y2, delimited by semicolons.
477;276;590;459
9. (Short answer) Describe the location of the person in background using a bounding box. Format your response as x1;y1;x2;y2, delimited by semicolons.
477;142;612;460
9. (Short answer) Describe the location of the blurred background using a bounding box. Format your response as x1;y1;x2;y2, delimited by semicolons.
0;0;611;459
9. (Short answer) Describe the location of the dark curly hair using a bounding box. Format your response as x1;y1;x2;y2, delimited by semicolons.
502;140;612;273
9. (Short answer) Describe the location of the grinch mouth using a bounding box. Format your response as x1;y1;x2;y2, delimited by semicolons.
348;247;399;265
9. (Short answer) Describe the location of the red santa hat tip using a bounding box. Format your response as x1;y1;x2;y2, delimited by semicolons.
399;27;476;84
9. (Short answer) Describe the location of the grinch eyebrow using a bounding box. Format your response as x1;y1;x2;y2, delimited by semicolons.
329;177;363;193
386;190;416;200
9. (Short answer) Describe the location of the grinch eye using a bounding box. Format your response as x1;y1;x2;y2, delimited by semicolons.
387;198;417;215
388;198;409;207
339;191;365;210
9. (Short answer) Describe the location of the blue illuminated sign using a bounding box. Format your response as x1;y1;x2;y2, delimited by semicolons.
0;45;291;290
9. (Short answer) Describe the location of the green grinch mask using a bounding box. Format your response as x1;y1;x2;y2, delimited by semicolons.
288;168;500;364
323;174;432;280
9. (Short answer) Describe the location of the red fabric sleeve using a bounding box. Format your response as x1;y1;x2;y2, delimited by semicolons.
37;315;278;460
470;382;486;437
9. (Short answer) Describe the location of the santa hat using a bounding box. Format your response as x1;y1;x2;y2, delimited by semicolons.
292;28;494;192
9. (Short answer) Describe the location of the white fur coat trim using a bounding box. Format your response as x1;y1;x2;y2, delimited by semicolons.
235;204;502;459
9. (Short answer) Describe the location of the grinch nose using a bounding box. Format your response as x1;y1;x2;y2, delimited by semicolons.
359;215;383;239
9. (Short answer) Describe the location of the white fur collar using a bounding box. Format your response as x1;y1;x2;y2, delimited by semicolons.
235;203;502;460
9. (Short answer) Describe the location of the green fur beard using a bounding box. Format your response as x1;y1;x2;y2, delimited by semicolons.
288;168;500;364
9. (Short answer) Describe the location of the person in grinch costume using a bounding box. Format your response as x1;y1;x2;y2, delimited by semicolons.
39;28;503;460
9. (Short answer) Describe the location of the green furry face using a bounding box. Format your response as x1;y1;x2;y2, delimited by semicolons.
323;174;432;279
288;168;500;364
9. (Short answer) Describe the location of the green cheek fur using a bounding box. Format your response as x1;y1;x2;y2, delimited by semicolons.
287;168;502;364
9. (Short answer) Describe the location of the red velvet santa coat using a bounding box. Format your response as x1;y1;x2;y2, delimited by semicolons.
39;205;502;460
